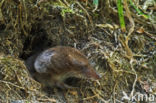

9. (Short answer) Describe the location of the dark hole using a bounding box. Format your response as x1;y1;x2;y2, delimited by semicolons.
64;77;81;87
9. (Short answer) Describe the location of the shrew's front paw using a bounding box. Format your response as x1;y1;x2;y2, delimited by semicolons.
56;82;77;89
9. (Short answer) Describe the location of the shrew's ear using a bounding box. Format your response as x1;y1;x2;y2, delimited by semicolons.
68;54;85;66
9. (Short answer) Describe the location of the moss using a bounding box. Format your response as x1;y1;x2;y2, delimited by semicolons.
0;54;41;102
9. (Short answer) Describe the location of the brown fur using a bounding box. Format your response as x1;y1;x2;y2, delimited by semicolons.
25;46;100;88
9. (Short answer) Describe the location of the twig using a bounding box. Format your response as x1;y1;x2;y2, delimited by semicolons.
129;60;138;98
0;80;25;89
119;0;135;59
113;82;117;103
76;1;93;27
144;31;156;41
37;98;56;102
63;0;70;6
83;94;98;100
0;0;5;22
124;0;135;37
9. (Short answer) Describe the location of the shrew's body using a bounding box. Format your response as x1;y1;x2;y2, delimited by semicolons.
25;46;100;88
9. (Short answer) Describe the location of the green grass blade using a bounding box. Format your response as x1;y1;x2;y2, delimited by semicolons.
117;0;126;32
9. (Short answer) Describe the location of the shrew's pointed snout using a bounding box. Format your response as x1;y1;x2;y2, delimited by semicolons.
84;66;101;80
